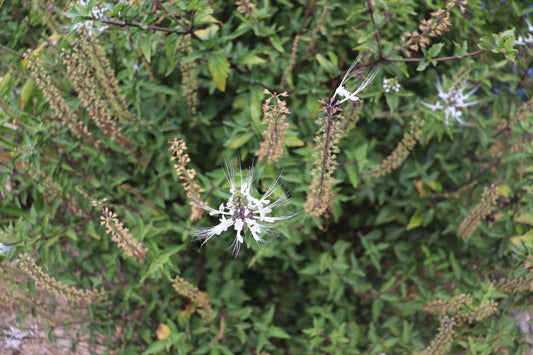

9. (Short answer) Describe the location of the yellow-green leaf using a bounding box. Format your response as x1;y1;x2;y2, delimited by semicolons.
20;79;35;109
235;53;266;66
156;324;171;340
498;184;511;198
208;53;230;92
510;230;533;247
194;24;219;40
515;213;533;226
285;133;304;147
406;210;424;230
0;72;12;91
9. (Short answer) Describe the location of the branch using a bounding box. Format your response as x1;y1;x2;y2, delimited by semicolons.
100;19;188;34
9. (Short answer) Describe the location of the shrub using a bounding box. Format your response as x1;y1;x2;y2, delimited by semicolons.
1;0;533;353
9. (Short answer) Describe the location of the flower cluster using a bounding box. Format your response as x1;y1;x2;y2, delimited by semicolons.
255;89;290;164
420;76;481;126
382;78;401;93
168;138;206;221
68;0;109;36
193;161;293;258
92;199;148;261
401;1;466;56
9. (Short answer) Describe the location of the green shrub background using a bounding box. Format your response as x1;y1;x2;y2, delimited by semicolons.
1;0;533;353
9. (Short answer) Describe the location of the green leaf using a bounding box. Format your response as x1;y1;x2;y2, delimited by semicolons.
269;326;291;339
264;305;275;324
428;43;444;58
285;132;304;147
143;340;166;354
208;53;230;92
385;92;398;115
300;263;319;275
416;60;430;71
269;34;285;53
226;132;254;149
140;35;152;63
345;165;359;188
315;53;335;74
375;206;399;225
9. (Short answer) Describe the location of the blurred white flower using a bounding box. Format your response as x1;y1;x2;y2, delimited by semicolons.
79;0;107;18
1;325;37;349
526;18;533;32
64;0;109;36
70;21;108;37
516;34;533;46
515;18;533;46
0;243;12;254
193;160;294;258
333;56;377;104
421;77;481;126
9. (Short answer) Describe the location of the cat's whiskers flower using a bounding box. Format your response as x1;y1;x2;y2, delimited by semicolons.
193;160;294;258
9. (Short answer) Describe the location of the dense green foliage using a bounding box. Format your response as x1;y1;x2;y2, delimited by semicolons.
1;0;533;353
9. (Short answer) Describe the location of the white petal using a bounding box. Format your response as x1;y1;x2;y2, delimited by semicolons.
234;218;244;232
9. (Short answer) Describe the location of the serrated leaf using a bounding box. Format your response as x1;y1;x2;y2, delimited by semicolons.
235;53;266;66
208;53;230;92
269;326;291;339
142;340;166;354
140;35;152;62
269;35;284;53
428;43;444;58
416;60;430;71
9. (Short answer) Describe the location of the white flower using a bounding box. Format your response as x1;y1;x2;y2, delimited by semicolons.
526;18;533;33
193;160;294;258
515;18;533;46
333;55;377;104
421;77;481;126
0;243;12;254
516;34;533;46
